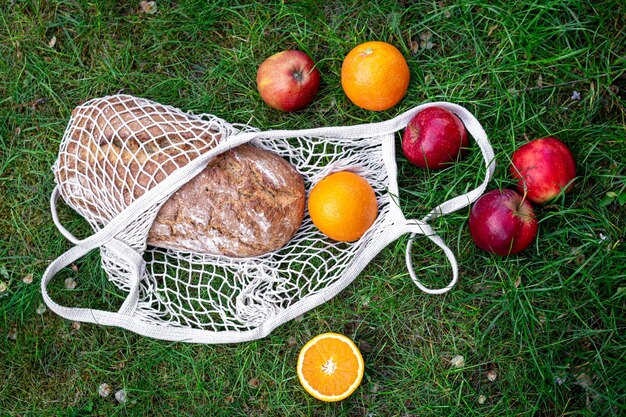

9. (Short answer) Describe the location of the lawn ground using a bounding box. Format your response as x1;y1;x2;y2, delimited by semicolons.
1;1;625;416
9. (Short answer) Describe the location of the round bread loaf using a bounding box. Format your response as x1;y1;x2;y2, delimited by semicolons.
147;144;305;257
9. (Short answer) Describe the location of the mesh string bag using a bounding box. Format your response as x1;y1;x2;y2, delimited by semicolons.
42;94;495;344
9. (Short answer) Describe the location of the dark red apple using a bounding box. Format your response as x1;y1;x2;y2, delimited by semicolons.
469;189;538;256
510;137;576;204
401;106;469;169
256;50;320;112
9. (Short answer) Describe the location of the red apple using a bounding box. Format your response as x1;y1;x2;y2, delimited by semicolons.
469;189;538;256
256;50;320;112
401;106;469;169
510;137;576;204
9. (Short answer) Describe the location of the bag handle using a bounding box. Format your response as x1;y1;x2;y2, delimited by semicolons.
42;187;146;324
403;103;495;294
420;102;496;221
403;220;459;294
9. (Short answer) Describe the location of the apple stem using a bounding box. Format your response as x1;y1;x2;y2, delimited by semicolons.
518;189;530;211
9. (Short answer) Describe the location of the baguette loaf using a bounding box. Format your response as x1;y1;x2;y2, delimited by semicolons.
55;95;305;257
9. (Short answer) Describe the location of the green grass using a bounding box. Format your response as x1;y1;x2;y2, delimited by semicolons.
1;0;625;415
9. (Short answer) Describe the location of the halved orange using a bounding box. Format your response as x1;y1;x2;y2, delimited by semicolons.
297;332;364;402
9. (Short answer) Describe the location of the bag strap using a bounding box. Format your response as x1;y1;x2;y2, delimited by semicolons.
402;103;495;294
420;103;496;221
403;220;459;294
41;187;145;324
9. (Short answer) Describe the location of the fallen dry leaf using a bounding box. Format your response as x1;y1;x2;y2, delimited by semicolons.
7;326;17;340
574;372;599;404
248;377;260;388
98;383;111;398
537;74;544;88
112;361;125;371
487;370;498;382
0;281;7;293
22;274;33;284
575;373;592;390
70;321;81;336
420;31;434;50
64;277;77;289
115;389;127;403
36;303;47;315
30;98;46;110
450;355;465;368
139;1;157;14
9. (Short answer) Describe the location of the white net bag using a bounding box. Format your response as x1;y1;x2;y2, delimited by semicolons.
42;94;495;343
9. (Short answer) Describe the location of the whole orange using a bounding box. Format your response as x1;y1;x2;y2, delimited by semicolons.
341;41;410;111
308;171;378;242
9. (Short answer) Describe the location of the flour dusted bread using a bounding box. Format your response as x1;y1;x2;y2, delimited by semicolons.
147;144;305;257
55;95;305;257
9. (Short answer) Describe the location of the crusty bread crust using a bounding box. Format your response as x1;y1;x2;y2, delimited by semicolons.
147;144;305;257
